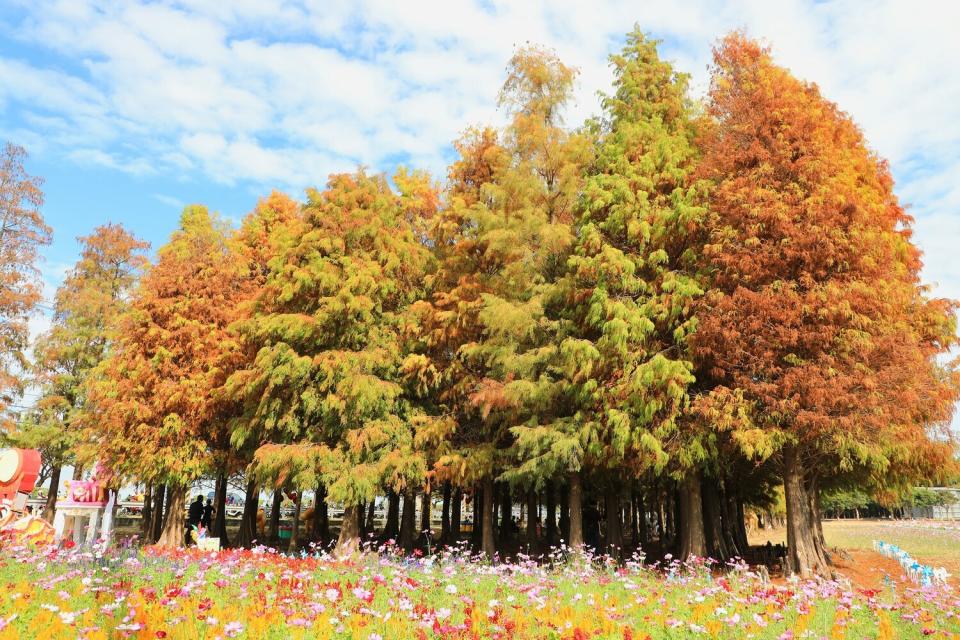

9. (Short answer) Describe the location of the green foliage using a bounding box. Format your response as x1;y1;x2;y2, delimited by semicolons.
906;487;957;509
227;170;435;504
507;29;705;485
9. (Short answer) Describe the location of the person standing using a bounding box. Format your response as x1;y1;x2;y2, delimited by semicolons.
187;495;204;542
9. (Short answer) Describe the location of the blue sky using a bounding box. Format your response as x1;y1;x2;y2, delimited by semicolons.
2;1;959;423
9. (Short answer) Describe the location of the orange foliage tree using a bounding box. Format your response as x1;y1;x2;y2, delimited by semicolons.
0;143;50;426
83;206;251;547
25;224;148;520
692;34;958;577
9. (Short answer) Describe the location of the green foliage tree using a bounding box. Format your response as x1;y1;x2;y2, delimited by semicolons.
503;31;705;555
226;170;435;555
412;45;590;557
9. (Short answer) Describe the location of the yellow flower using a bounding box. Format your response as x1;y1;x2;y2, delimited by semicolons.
876;611;894;640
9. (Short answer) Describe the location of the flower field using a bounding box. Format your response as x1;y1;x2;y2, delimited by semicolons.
0;543;958;639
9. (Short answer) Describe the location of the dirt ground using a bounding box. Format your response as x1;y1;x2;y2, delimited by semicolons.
750;519;960;589
830;550;912;589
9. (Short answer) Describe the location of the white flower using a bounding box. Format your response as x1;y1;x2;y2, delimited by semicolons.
326;588;340;603
444;584;457;594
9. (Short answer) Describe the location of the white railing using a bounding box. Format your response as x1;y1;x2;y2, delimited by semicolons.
873;540;950;587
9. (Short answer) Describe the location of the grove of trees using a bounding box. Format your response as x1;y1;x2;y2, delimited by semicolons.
1;29;956;578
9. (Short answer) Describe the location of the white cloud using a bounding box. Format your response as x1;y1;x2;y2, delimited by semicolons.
0;0;957;303
152;193;185;209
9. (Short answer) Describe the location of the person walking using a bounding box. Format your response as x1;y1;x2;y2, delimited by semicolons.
201;498;213;530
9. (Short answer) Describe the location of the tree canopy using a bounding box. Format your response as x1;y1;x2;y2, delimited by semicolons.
6;28;956;570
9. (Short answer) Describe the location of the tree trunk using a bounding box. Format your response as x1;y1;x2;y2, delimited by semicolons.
311;484;329;545
151;485;167;543
336;504;360;556
382;490;400;541
567;471;583;550
545;482;558;545
481;477;496;559
267;490;282;547
357;501;366;539
733;494;749;554
807;475;829;562
670;489;680;547
156;484;186;548
525;488;538;547
656;495;665;545
498;484;511;545
365;500;376;540
782;446;831;577
440;483;451;544
635;491;647;548
701;478;730;561
557;484;568;544
236;479;259;549
213;471;230;547
678;472;707;560
141;484;154;540
451;487;462;543
420;490;432;539
42;465;61;523
720;488;743;557
400;489;416;552
289;494;302;553
471;485;483;551
604;489;623;557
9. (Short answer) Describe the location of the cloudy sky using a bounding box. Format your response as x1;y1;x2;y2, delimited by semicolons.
2;0;958;411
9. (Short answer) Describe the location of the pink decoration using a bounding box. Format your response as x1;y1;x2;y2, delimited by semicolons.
63;461;110;505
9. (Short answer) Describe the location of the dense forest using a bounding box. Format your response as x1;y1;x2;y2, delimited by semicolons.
2;29;956;578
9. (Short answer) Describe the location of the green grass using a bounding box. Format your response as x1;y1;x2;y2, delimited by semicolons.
751;519;960;569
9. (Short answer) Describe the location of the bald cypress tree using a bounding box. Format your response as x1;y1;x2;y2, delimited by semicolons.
226;170;435;555
412;46;590;558
692;33;958;577
507;30;706;554
84;207;246;548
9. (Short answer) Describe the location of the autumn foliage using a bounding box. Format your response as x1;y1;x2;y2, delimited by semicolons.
2;28;955;577
0;143;50;426
691;33;957;576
